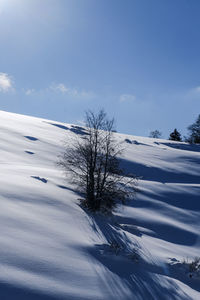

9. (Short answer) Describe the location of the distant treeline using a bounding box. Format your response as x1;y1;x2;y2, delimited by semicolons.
149;114;200;143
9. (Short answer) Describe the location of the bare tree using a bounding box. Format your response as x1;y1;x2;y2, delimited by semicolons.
187;114;200;144
59;109;137;212
149;130;162;139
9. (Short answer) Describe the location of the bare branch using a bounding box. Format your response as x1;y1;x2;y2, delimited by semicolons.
58;109;138;213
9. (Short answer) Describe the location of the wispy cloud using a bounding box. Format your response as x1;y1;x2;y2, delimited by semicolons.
53;83;68;93
25;89;35;95
0;73;13;92
119;94;136;102
50;83;95;99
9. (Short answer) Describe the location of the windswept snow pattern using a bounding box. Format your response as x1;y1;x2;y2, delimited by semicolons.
0;110;199;299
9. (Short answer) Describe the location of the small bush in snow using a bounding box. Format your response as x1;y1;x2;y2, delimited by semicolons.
107;239;140;262
182;257;200;278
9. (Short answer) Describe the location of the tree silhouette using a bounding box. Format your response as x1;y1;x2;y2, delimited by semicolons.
169;128;182;141
149;130;162;139
59;109;137;212
187;115;200;144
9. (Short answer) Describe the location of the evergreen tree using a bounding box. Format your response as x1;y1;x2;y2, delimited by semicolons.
187;115;200;144
169;128;182;141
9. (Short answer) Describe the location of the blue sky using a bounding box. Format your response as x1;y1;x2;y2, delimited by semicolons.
0;0;200;138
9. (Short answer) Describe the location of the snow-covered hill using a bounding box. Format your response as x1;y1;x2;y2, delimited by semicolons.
0;110;199;300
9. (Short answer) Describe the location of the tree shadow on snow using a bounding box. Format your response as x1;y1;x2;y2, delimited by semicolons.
161;142;200;153
0;282;64;300
117;213;198;246
84;212;195;300
119;158;200;184
118;182;200;246
138;187;200;211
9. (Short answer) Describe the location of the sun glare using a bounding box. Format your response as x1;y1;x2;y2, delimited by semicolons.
0;0;18;10
0;0;7;6
0;0;9;11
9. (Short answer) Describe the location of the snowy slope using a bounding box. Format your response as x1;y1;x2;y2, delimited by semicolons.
0;110;199;300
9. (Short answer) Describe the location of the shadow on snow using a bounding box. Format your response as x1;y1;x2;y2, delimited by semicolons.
83;212;199;300
119;158;200;184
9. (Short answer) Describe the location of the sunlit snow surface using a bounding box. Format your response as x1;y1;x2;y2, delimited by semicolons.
0;110;199;299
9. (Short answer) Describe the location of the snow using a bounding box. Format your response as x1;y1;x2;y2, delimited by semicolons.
0;110;199;299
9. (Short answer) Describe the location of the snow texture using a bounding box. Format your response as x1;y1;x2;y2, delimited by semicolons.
0;110;199;299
